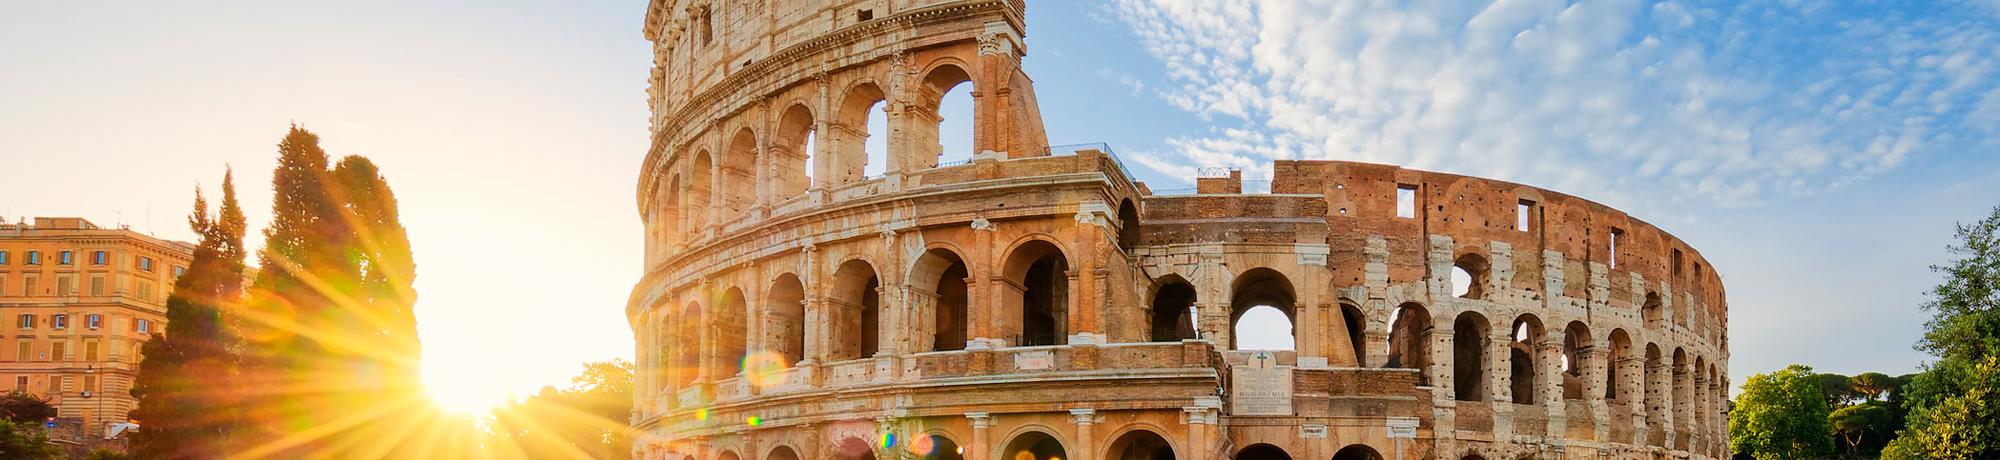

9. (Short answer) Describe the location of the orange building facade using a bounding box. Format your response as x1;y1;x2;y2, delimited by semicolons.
0;217;193;438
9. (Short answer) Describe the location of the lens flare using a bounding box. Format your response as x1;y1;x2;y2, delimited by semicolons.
742;350;791;388
907;434;936;456
745;416;762;427
695;408;709;421
877;432;897;450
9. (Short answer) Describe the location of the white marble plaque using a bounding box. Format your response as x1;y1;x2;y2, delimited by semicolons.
1014;350;1055;370
1230;365;1293;416
1300;424;1328;438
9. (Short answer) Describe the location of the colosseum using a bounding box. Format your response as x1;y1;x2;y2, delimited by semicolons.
627;1;1730;459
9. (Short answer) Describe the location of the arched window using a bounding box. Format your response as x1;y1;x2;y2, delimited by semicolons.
716;287;748;377
1235;444;1291;460
919;64;975;168
1230;268;1296;351
1331;445;1383;460
676;302;703;386
1002;432;1066;460
773;104;816;196
1117;199;1141;254
1644;343;1667;446
722;128;758;216
1106;429;1176;460
766;274;807;364
717;451;741;460
1562;321;1591;400
1339;303;1367;366
910;248;970;352
1387;303;1431;385
1673;347;1690;423
1150;278;1197;342
1642;292;1663;328
833;83;887;185
917;434;964;460
835;437;877;460
687;151;714;231
1453;311;1489;401
1607;329;1633;402
1509;315;1544;405
767;446;801;460
1452;253;1488;299
1002;240;1068;346
830;260;882;360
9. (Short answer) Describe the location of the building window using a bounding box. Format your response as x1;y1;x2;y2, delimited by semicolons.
50;342;64;362
86;314;101;330
13;341;30;362
52;376;65;393
51;314;67;330
82;375;97;394
22;277;35;296
83;341;99;361
137;283;153;302
1396;185;1418;219
135;319;151;334
0;251;8;265
55;276;72;297
12;376;23;392
16;314;33;330
172;266;185;278
1517;199;1535;232
91;251;107;265
89;277;104;297
139;257;154;272
25;251;39;265
58;251;73;265
1609;228;1624;268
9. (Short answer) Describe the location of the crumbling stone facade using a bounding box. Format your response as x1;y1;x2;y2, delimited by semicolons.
628;1;1729;459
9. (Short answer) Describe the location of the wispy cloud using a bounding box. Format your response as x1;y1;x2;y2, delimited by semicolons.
1111;0;2000;210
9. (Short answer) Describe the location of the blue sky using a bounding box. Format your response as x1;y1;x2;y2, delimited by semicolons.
2;0;1997;405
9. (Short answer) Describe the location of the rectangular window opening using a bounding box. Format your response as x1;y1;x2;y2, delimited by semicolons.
857;9;874;21
1673;249;1684;276
1610;228;1624;268
1517;200;1535;232
1395;185;1417;219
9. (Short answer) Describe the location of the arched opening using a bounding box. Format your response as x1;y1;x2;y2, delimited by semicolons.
1003;240;1069;346
835;437;878;460
1509;315;1544;405
1453;311;1489;401
917;434;965;460
1235;443;1291;460
722;128;758;216
918;64;975;168
1451;253;1488;299
1149;279;1197;342
1331;444;1383;460
1644;343;1666;445
1230;268;1296;351
1673;347;1690;423
716;287;749;377
1387;303;1432;385
717;451;741;460
1693;355;1709;433
774;104;815;195
1339;303;1367;365
1106;429;1175;460
1607;329;1632;402
1562;321;1591;400
834;83;888;185
1117;199;1141;254
768;446;801;460
830;260;882;360
1000;431;1066;460
676;302;703;386
662;174;681;245
767;274;807;364
651;178;679;258
687;151;714;231
910;248;971;352
1642;292;1663;328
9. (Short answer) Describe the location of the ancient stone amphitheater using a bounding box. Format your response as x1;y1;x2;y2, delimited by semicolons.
627;1;1730;459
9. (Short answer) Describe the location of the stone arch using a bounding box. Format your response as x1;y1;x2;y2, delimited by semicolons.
1104;427;1176;460
1644;342;1666;445
1642;291;1663;328
1387;302;1432;384
832;81;888;185
1452;252;1489;299
1607;328;1634;402
1117;198;1141;253
1230;267;1297;351
914;431;965;460
829;259;883;360
1002;237;1070;346
1673;347;1690;428
1562;320;1592;400
909;246;971;352
1235;443;1291;460
651;176;680;257
1509;314;1545;404
766;273;807;364
661;173;681;245
833;436;877;460
999;428;1068;460
773;102;816;196
1331;444;1384;460
717;450;742;460
722;127;759;216
1453;311;1490;401
716;286;749;377
1339;302;1368;366
1149;275;1197;342
687;150;714;232
676;300;703;386
766;445;801;460
912;61;975;169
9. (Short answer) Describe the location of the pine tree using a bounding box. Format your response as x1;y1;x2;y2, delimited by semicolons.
130;169;249;458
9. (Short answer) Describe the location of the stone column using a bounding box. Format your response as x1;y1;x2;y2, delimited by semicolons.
695;279;714;384
1541;329;1567;439
966;412;993;460
970;218;999;344
1587;347;1611;441
1184;400;1220;459
1069;408;1097;460
1068;203;1106;344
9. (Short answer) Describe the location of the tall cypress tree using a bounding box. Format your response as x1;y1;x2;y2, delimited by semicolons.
130;168;248;458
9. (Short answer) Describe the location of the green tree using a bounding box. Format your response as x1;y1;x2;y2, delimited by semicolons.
0;419;58;459
491;360;634;459
1851;372;1895;402
1729;364;1835;460
130;169;250;459
1885;205;2000;459
1814;372;1857;408
1830;403;1891;453
0;392;55;425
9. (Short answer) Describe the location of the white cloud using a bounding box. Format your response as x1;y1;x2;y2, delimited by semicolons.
1112;0;2000;211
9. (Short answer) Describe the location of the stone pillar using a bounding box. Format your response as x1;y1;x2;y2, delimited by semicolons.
966;412;993;460
1184;399;1220;459
1069;408;1097;460
1488;324;1514;437
970;218;999;344
1068;203;1107;344
1587;347;1611;441
1649;359;1672;447
1541;329;1567;439
694;279;714;384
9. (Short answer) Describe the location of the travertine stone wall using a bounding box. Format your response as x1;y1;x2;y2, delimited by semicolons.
628;2;1729;460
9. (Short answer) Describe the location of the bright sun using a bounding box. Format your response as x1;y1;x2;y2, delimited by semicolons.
424;366;514;414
